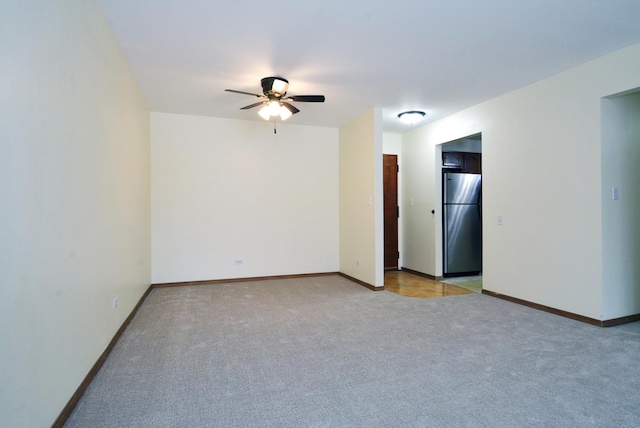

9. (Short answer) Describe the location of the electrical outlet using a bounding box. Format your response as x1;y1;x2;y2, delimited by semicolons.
112;298;118;310
234;259;244;265
612;187;620;200
356;260;360;266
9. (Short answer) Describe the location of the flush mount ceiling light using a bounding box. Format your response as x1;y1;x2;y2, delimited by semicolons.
398;110;426;125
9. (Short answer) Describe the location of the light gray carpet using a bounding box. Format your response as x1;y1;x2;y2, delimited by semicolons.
65;275;640;427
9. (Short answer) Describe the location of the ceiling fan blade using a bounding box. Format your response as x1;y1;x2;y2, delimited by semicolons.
281;102;300;114
225;89;264;97
289;95;325;102
240;102;265;110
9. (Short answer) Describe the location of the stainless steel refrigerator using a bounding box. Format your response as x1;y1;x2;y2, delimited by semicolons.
443;173;482;275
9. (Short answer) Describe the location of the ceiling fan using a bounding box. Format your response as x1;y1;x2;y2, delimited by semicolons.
225;77;325;122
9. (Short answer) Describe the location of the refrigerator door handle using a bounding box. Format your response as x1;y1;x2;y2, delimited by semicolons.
477;185;482;221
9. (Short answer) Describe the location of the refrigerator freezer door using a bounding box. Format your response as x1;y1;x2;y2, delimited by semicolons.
444;173;482;205
444;204;482;274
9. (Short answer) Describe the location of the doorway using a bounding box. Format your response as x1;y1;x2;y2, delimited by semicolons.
383;154;399;270
440;134;483;288
600;88;640;318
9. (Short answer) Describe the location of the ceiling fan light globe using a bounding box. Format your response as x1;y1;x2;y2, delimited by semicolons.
258;105;271;120
280;106;292;121
268;101;281;116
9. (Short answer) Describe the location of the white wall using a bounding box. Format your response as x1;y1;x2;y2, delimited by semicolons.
383;133;402;153
0;2;151;426
401;42;640;320
601;90;640;319
383;133;403;268
442;136;482;153
339;109;384;287
151;113;339;283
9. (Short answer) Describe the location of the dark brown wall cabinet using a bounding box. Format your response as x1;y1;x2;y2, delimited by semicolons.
442;152;464;169
442;152;482;174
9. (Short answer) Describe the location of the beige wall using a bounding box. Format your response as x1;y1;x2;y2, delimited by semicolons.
339;109;384;287
0;2;151;426
151;113;339;283
401;42;640;320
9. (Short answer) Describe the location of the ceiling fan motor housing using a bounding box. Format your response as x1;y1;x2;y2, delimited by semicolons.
261;76;289;97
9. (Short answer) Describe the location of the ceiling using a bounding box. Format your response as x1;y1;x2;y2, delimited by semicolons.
96;0;640;133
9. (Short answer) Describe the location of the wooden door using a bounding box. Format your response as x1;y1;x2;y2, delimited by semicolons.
383;155;399;270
